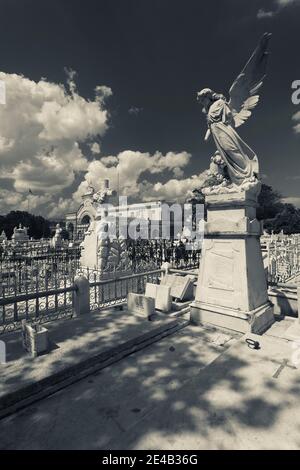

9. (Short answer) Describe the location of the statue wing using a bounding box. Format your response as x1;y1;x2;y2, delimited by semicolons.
228;32;271;128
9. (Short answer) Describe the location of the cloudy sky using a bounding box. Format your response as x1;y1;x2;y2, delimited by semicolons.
0;0;300;218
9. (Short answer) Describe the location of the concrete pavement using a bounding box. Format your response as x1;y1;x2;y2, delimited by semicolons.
1;316;300;450
0;324;238;450
0;307;188;418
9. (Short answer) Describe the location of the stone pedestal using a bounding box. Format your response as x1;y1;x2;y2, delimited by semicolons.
190;188;274;334
21;321;49;357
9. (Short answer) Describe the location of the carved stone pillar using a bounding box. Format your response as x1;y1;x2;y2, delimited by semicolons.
190;187;274;334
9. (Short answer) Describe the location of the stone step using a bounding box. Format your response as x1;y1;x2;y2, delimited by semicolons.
169;306;191;318
0;317;189;421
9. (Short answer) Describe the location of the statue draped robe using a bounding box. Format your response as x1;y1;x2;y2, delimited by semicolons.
207;99;259;185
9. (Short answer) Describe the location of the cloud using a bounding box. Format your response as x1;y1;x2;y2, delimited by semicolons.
43;149;195;217
257;9;275;19
257;0;300;18
90;142;101;155
173;167;184;178
72;150;192;203
0;70;204;219
285;173;300;180
0;136;14;153
101;155;118;167
47;197;79;219
137;172;209;203
69;149;212;211
281;196;300;207
277;0;299;5
95;85;113;102
0;188;51;214
0;70;111;213
128;106;143;116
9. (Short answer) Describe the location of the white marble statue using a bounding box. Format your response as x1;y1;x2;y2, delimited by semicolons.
197;33;271;194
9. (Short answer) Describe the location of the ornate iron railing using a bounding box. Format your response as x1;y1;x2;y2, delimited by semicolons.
262;235;300;284
0;284;75;335
89;269;162;311
127;241;201;271
0;269;163;335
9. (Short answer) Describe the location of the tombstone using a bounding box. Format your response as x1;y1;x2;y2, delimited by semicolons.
21;321;49;358
145;283;158;300
127;293;155;318
161;274;194;301
145;283;172;312
155;285;172;313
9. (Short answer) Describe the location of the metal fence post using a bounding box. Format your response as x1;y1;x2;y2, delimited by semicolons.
73;275;90;316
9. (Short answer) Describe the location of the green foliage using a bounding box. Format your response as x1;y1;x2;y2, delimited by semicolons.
257;184;283;221
186;188;205;206
0;211;51;239
258;184;300;234
264;204;300;235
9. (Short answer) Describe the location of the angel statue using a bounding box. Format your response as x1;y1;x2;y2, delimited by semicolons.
197;32;271;193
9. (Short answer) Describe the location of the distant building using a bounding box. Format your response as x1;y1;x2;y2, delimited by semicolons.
65;180;117;241
65;180;179;241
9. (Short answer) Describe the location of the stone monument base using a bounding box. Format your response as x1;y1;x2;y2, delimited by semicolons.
191;300;274;334
191;187;274;335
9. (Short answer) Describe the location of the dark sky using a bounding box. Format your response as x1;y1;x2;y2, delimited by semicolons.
0;0;300;203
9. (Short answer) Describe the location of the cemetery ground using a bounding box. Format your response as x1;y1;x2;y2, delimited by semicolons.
0;307;300;450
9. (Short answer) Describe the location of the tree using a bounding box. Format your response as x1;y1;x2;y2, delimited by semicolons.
257;184;283;221
186;188;206;229
0;211;51;239
264;204;300;234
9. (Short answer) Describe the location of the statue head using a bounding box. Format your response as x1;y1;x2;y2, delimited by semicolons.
197;88;226;112
197;88;214;102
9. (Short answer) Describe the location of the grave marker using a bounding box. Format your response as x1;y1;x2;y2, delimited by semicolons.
22;321;49;358
145;283;172;312
161;274;194;301
127;293;155;318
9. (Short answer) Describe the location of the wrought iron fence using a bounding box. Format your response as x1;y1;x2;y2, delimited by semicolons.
127;240;201;271
0;283;75;335
262;234;300;284
0;269;163;335
0;245;80;298
89;269;162;311
0;249;81;334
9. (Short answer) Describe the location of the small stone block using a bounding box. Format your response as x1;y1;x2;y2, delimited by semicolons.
145;283;158;300
127;293;155;318
155;285;172;313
